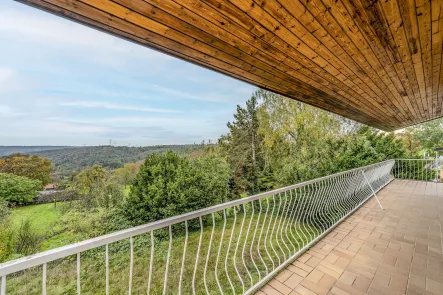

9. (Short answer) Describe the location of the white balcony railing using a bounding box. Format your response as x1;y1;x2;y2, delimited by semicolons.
0;160;395;295
393;158;442;182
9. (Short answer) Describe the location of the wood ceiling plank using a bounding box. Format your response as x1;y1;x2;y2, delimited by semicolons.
126;0;370;111
378;0;431;122
317;0;420;121
202;0;400;125
218;0;403;125
149;0;394;124
401;0;430;119
415;0;434;118
280;0;416;124
394;0;427;119
248;0;406;123
431;0;443;116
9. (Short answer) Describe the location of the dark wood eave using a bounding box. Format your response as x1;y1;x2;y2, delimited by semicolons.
16;0;443;131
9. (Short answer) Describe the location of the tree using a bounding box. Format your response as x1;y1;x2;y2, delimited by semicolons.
407;118;443;153
256;89;342;186
400;132;421;157
0;154;53;185
112;163;140;187
72;165;107;195
124;151;231;224
219;94;264;195
331;127;406;171
190;153;232;202
0;173;42;205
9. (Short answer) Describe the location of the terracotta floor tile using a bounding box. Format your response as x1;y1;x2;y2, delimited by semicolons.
283;273;303;289
261;180;443;295
269;279;292;295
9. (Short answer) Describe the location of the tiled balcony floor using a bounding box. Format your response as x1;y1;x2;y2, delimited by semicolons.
258;180;443;295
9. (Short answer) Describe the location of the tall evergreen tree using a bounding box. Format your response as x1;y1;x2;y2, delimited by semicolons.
219;95;264;195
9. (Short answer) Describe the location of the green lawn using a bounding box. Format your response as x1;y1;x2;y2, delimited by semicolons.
8;202;104;252
10;203;60;233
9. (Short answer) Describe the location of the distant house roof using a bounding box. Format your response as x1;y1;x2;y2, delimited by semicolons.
435;147;443;151
44;184;56;190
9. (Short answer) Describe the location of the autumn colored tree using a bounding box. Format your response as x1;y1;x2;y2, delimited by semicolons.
0;154;52;186
111;163;140;187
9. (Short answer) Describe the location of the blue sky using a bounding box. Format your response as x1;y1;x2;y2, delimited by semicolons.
0;2;254;146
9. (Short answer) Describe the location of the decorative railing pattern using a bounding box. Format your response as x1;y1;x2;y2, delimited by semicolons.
0;160;395;295
392;159;441;182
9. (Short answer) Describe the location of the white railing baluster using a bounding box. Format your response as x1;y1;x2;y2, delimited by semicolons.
233;205;246;294
192;217;203;295
147;231;154;295
257;198;269;276
105;244;109;295
203;214;215;294
263;197;275;271
77;253;80;295
225;208;236;294
178;221;188;295
42;263;47;295
129;237;133;295
242;203;254;288
278;192;291;257
163;226;172;295
250;200;262;280
215;210;227;294
269;195;281;265
1;276;5;295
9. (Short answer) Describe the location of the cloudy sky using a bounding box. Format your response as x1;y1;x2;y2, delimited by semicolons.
0;2;254;146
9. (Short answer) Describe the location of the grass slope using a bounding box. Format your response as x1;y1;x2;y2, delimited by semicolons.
5;206;320;295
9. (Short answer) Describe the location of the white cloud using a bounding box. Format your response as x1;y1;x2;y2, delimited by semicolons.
63;116;201;127
0;67;21;92
142;83;250;103
0;67;14;86
59;101;180;113
0;105;24;117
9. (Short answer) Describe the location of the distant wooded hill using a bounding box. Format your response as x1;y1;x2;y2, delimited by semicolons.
0;146;71;157
1;145;202;175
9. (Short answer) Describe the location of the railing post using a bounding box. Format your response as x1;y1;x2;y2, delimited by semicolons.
361;169;383;210
1;276;5;295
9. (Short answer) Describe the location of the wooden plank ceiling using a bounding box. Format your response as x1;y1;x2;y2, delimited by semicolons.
17;0;443;131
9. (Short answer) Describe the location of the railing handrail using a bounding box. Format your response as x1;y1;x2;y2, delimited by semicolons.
393;158;438;160
0;159;394;277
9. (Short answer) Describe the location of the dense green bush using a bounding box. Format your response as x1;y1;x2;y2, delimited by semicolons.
14;219;42;256
330;126;406;172
123;151;231;225
0;173;42;205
